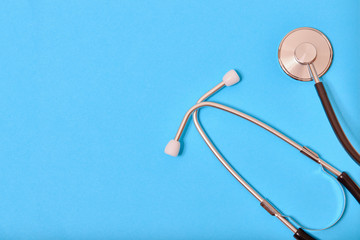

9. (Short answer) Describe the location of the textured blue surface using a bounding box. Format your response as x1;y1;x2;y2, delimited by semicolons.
0;0;359;239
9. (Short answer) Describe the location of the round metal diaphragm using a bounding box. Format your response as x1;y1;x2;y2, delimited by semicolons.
278;27;333;81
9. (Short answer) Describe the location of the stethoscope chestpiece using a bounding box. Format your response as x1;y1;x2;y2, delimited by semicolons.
279;27;360;167
278;27;333;81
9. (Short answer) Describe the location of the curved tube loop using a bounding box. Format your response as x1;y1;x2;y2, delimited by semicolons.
191;84;346;231
167;80;359;237
172;100;347;232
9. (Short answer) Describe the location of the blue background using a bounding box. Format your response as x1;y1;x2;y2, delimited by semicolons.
0;0;359;239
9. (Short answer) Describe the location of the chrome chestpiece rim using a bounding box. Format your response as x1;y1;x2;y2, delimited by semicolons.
278;27;333;81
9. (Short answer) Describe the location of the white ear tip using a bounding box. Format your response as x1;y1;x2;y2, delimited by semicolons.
164;140;181;157
222;69;240;86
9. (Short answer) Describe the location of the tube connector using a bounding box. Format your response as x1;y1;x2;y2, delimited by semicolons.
300;146;320;163
261;199;280;216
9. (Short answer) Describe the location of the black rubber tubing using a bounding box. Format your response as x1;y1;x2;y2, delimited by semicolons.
315;82;360;165
293;228;316;240
338;172;360;204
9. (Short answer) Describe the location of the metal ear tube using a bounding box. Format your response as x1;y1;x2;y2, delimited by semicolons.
165;70;360;239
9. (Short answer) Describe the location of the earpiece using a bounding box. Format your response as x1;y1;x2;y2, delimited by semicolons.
164;139;180;157
222;69;240;86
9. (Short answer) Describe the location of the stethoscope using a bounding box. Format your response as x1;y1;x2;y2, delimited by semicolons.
164;27;360;240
